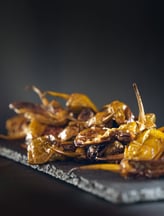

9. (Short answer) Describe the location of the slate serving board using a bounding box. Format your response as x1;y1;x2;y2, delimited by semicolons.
1;139;164;204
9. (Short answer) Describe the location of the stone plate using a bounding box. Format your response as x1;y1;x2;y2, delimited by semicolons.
0;139;164;204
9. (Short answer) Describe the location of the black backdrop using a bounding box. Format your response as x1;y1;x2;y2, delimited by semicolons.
0;0;164;129
1;1;164;216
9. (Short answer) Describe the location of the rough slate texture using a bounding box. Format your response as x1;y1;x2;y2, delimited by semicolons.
1;140;164;204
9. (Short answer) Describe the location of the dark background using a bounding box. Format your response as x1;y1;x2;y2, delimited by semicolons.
0;0;164;127
1;1;164;215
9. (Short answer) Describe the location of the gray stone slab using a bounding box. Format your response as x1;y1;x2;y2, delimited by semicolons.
1;140;164;204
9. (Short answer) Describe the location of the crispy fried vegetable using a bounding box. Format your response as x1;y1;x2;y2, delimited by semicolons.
46;90;98;113
9;101;69;126
102;100;135;125
71;84;163;178
0;114;29;139
1;83;164;179
27;135;66;164
124;128;164;161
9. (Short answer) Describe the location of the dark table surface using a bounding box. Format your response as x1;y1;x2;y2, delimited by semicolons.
1;156;164;216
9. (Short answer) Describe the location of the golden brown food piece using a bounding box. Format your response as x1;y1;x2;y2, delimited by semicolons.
1;83;164;180
124;128;164;161
46;91;98;113
9;101;69;126
70;83;164;178
0;114;29;139
102;100;135;125
27;135;66;164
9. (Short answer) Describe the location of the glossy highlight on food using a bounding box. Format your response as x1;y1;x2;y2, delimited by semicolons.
1;83;164;179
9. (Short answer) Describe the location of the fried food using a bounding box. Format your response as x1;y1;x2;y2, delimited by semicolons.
1;83;164;179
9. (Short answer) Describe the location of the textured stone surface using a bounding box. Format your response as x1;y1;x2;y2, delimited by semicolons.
1;140;164;204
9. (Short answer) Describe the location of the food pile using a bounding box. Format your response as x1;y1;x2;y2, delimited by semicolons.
1;83;164;178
